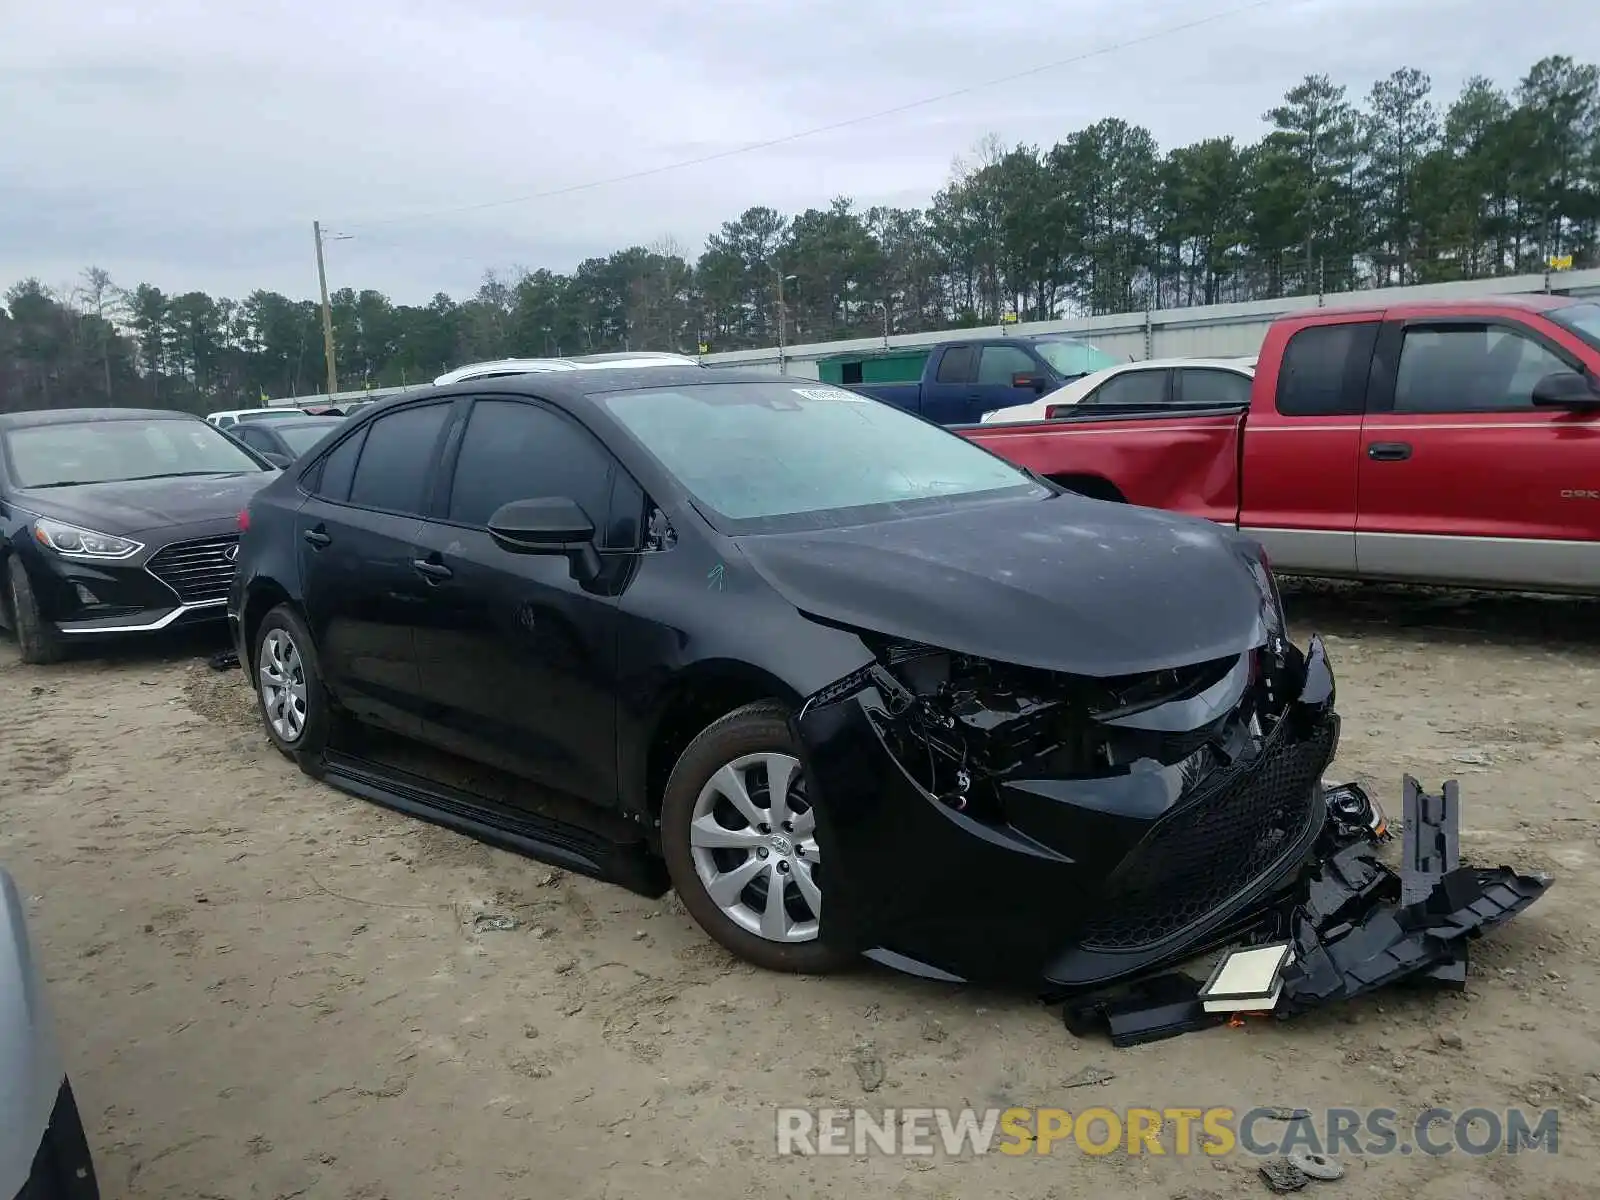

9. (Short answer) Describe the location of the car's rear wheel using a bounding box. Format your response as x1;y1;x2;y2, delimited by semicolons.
660;701;853;974
253;604;329;758
5;557;64;665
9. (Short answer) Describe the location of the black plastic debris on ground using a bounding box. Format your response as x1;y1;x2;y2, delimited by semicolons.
207;649;240;671
1063;777;1552;1044
1063;972;1224;1048
1402;777;1467;986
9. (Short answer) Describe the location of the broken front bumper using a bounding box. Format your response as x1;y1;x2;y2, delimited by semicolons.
794;636;1346;989
796;630;1550;1009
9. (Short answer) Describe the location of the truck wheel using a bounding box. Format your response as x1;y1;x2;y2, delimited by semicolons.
6;557;64;665
659;701;854;974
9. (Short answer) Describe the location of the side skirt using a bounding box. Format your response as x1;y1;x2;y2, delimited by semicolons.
307;748;670;899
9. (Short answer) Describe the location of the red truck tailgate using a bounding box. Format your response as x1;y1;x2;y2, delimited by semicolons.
962;411;1247;524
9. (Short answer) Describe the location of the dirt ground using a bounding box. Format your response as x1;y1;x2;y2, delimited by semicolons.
3;582;1599;1200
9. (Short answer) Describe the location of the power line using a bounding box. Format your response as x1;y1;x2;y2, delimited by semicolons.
337;0;1293;232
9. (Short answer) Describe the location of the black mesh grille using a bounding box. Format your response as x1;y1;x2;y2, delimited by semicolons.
1081;720;1335;950
146;535;239;603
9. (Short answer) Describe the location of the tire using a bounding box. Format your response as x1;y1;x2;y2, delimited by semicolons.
660;701;853;974
6;557;64;665
252;603;329;759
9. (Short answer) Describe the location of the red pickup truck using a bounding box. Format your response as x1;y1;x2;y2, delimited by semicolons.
962;295;1600;594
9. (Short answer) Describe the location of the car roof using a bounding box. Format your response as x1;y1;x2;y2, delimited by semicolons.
391;365;793;409
1108;357;1255;370
433;354;704;385
570;351;697;364
0;407;199;430
259;415;346;428
1376;294;1580;317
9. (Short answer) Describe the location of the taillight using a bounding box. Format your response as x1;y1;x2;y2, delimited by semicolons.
237;508;251;532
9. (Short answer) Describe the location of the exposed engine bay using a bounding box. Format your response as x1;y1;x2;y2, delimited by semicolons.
813;628;1304;828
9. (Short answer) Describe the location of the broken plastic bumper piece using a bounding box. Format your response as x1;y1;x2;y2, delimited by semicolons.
1278;776;1550;1011
1065;776;1552;1045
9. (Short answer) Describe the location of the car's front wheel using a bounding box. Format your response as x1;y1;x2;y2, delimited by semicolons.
253;604;329;759
660;701;853;974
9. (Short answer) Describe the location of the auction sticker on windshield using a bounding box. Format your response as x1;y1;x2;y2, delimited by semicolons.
791;387;868;402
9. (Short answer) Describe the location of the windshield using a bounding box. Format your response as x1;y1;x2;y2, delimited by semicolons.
596;381;1043;533
1548;303;1600;353
4;418;267;488
1031;337;1123;378
277;423;343;455
236;409;307;421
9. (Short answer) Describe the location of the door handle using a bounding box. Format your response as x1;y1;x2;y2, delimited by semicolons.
411;558;452;582
1367;441;1413;461
302;527;332;548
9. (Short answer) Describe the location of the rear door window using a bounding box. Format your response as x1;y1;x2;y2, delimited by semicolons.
1178;368;1252;406
346;403;452;514
233;426;274;453
1082;369;1169;406
934;346;976;384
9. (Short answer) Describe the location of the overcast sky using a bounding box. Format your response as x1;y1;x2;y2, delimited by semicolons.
1;0;1583;305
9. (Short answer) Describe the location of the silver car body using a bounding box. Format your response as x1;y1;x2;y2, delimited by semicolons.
1;865;67;1196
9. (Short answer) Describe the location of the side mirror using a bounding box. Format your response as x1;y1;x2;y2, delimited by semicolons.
487;497;601;580
1011;372;1048;394
1531;370;1600;409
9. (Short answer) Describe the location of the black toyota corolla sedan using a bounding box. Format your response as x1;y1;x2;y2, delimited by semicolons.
228;368;1339;988
0;408;279;663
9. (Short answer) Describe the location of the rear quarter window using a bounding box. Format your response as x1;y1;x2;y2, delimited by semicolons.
1274;322;1379;417
310;426;368;502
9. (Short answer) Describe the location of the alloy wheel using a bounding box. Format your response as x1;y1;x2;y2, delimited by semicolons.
688;752;821;943
258;627;308;743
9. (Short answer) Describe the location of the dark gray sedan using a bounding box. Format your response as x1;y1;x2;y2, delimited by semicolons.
225;416;347;467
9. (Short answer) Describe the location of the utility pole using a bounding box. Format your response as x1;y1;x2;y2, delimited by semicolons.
777;272;787;374
313;220;338;396
773;268;797;375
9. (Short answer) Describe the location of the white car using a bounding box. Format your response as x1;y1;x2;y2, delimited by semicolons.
205;407;309;429
981;356;1257;423
433;352;700;386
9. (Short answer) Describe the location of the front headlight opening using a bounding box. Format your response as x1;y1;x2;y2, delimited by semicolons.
1249;547;1286;632
33;518;143;561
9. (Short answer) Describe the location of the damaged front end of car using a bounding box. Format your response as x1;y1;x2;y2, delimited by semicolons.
793;600;1550;1014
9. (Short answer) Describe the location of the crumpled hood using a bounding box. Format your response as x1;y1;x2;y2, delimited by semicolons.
17;472;276;537
734;492;1272;677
